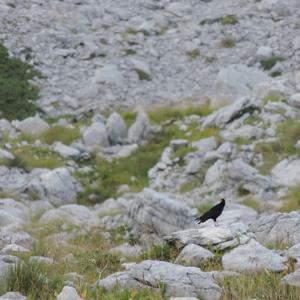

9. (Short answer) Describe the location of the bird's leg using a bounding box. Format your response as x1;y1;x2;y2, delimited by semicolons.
214;220;219;227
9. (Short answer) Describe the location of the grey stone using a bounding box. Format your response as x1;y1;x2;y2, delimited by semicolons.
165;226;250;251
0;292;27;300
128;111;150;143
250;212;300;246
281;269;300;288
57;286;82;300
39;204;99;228
96;260;222;300
52;142;81;159
222;240;287;273
255;46;273;61
287;243;300;261
110;243;143;258
0;149;14;160
106;112;127;145
175;244;214;266
289;93;300;108
82;122;109;148
271;158;300;187
220;125;264;142
202;98;259;129
0;244;30;255
14;116;50;136
28;168;77;207
29;256;54;265
0;167;28;195
128;188;195;243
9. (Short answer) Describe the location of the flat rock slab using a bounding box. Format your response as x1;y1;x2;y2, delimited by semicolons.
128;188;195;243
96;260;222;300
222;240;287;273
164;226;250;250
250;212;300;246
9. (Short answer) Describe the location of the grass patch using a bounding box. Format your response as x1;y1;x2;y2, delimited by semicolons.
77;105;214;203
147;104;211;124
280;186;300;213
0;43;40;120
263;94;286;105
255;118;300;174
234;137;252;145
220;270;300;300
219;15;239;25
5;262;64;300
10;146;64;171
118;110;137;127
140;243;179;262
172;145;195;166
260;56;285;71
135;69;151;81
241;197;262;212
186;49;200;59
219;36;236;48
38;126;80;145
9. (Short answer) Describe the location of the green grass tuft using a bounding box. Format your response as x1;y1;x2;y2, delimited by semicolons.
5;262;64;300
260;56;285;71
241;197;262;212
280;186;300;213
220;270;300;300
38;126;80;145
0;43;40;120
219;36;236;48
147;104;211;124
186;49;200;59
255;118;300;174
219;15;239;25
10;146;64;171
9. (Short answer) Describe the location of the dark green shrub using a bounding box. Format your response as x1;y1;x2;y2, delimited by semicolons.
0;44;39;120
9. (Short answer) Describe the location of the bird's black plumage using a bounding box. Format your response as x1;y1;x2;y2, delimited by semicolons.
195;199;225;225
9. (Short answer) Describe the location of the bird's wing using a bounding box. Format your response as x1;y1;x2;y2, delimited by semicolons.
195;208;214;224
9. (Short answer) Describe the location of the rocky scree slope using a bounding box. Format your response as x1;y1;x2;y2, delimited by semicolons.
1;0;300;115
0;87;299;298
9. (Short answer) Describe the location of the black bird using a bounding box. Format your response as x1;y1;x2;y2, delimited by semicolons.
195;199;225;226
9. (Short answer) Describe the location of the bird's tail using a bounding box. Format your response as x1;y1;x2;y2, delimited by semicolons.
195;216;203;224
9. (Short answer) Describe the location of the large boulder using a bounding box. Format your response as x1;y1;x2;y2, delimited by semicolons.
0;167;28;195
39;204;99;227
204;158;274;196
52;142;81;159
271;158;300;187
13;116;50;136
81;122;109;148
128;111;150;143
28;168;77;206
202;98;259;129
222;240;287;273
96;260;222;300
165;226;250;251
106;112;127;145
128;189;195;244
210;65;269;107
175;244;215;266
250;212;300;246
